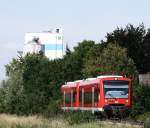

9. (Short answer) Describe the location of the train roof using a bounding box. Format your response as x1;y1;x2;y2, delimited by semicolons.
61;75;127;88
97;75;123;79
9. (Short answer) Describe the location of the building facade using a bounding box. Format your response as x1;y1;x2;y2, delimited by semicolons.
23;28;65;59
139;73;150;85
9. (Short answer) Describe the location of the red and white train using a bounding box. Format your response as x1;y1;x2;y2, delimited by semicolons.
61;75;132;115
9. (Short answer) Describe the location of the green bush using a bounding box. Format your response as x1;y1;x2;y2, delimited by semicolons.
63;111;95;125
144;123;150;128
132;83;150;116
43;100;61;117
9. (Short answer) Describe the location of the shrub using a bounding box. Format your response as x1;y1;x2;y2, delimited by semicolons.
63;111;95;125
132;83;150;116
43;100;62;118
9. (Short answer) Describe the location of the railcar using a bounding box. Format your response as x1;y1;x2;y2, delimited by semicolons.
61;75;132;116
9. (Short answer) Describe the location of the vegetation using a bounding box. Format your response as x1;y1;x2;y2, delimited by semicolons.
0;23;150;126
83;43;138;80
0;40;96;115
134;112;150;128
132;84;150;115
0;114;142;128
104;24;150;73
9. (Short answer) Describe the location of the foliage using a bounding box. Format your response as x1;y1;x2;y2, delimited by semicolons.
135;112;150;123
0;40;95;115
132;84;150;115
133;112;150;128
0;53;54;114
0;27;149;119
104;24;150;73
83;43;138;80
63;111;95;125
61;40;95;81
22;53;52;114
44;99;61;117
0;58;26;114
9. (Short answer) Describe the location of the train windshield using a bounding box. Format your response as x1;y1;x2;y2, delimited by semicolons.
103;80;129;98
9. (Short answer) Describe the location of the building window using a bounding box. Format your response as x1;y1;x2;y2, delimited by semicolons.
41;44;45;52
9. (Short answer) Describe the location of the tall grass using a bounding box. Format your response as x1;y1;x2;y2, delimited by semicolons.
0;114;142;128
134;112;150;128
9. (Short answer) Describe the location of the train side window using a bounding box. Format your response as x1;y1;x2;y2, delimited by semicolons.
65;92;76;103
65;93;71;103
79;90;99;104
79;91;82;103
84;92;92;104
94;90;99;102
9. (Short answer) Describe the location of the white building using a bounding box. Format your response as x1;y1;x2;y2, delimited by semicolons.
23;28;65;59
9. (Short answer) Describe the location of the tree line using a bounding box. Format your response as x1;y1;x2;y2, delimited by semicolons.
0;23;150;115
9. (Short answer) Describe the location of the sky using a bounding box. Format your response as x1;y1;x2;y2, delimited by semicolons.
0;0;150;80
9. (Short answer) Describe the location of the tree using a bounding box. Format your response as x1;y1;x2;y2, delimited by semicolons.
105;24;150;73
83;43;138;80
2;53;55;114
0;57;26;114
142;29;150;72
61;40;96;81
22;53;52;114
132;84;150;114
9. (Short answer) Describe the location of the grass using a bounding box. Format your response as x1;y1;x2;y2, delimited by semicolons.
0;114;143;128
134;112;150;128
135;112;150;123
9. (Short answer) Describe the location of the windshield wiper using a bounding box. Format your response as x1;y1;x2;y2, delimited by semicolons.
120;92;126;95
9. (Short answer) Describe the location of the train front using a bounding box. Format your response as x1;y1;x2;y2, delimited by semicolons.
102;77;132;116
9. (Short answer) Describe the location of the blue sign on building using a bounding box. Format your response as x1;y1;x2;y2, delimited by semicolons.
45;44;63;50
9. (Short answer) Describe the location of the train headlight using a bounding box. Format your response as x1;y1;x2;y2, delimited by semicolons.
105;99;107;103
115;100;118;103
125;100;128;105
